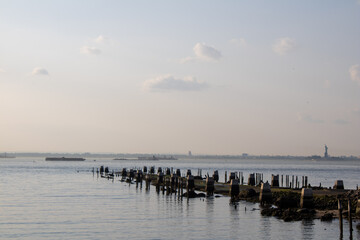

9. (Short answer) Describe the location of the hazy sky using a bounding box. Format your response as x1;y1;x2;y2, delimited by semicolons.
1;0;359;156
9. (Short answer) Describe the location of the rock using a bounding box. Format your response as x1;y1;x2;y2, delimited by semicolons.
320;212;333;221
182;191;205;198
239;188;257;198
275;196;298;209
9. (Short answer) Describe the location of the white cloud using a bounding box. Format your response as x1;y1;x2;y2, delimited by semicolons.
230;38;247;47
32;67;49;76
273;37;296;55
94;35;106;43
143;75;208;92
193;43;222;61
349;64;360;85
81;46;101;55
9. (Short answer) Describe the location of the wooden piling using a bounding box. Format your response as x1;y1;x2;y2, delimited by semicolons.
338;199;343;237
348;198;353;238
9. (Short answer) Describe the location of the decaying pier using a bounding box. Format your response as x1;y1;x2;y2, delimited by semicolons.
93;164;360;232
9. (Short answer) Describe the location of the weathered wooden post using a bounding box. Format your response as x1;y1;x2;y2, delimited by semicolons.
230;179;239;199
281;175;283;187
166;168;171;176
291;175;294;189
205;176;215;196
248;173;255;186
305;176;308;187
271;174;279;187
180;177;184;196
150;166;155;174
100;166;104;173
300;188;314;208
259;181;272;205
186;169;192;177
129;169;135;181
295;176;298;189
186;175;195;197
157;167;162;174
143;166;147;173
348;198;353;238
356;199;360;217
302;176;304;187
121;168;127;180
213;170;219;182
225;171;227;183
338;198;343;237
334;180;344;190
170;173;177;193
156;172;164;192
145;174;151;190
165;175;171;194
229;172;236;182
176;169;181;177
136;170;143;188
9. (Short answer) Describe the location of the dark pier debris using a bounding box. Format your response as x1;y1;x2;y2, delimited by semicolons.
94;165;360;228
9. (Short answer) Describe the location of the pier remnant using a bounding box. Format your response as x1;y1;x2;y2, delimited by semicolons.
259;181;272;204
338;198;343;237
300;188;314;208
229;172;236;182
356;199;360;217
213;170;219;182
205;176;215;196
334;180;344;190
186;175;195;194
248;173;255;186
176;169;181;177
271;175;279;187
230;179;240;198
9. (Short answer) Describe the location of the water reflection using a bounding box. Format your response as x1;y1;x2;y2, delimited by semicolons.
260;214;271;239
301;219;314;240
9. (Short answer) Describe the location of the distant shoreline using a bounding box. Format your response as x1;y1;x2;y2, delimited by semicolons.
2;152;359;161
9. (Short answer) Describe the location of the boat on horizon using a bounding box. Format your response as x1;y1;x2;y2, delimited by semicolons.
45;157;86;161
137;155;177;160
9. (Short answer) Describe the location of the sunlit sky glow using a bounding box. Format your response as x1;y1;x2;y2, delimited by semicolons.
1;0;359;156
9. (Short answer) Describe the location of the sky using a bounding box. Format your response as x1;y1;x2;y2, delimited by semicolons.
0;0;360;156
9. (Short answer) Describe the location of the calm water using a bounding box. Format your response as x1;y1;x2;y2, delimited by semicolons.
0;157;359;239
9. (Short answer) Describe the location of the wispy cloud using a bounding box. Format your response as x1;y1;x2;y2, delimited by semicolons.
297;113;324;124
194;43;222;61
349;64;360;85
143;75;208;92
334;119;350;125
181;43;222;63
81;46;101;55
230;38;247;47
94;35;107;43
353;108;360;115
32;67;49;76
273;37;296;55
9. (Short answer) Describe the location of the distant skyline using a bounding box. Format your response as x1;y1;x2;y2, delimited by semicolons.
1;1;359;156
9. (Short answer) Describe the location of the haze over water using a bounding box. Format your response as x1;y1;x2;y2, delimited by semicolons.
0;157;359;239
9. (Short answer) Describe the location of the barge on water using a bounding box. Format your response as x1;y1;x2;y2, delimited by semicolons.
45;157;86;161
